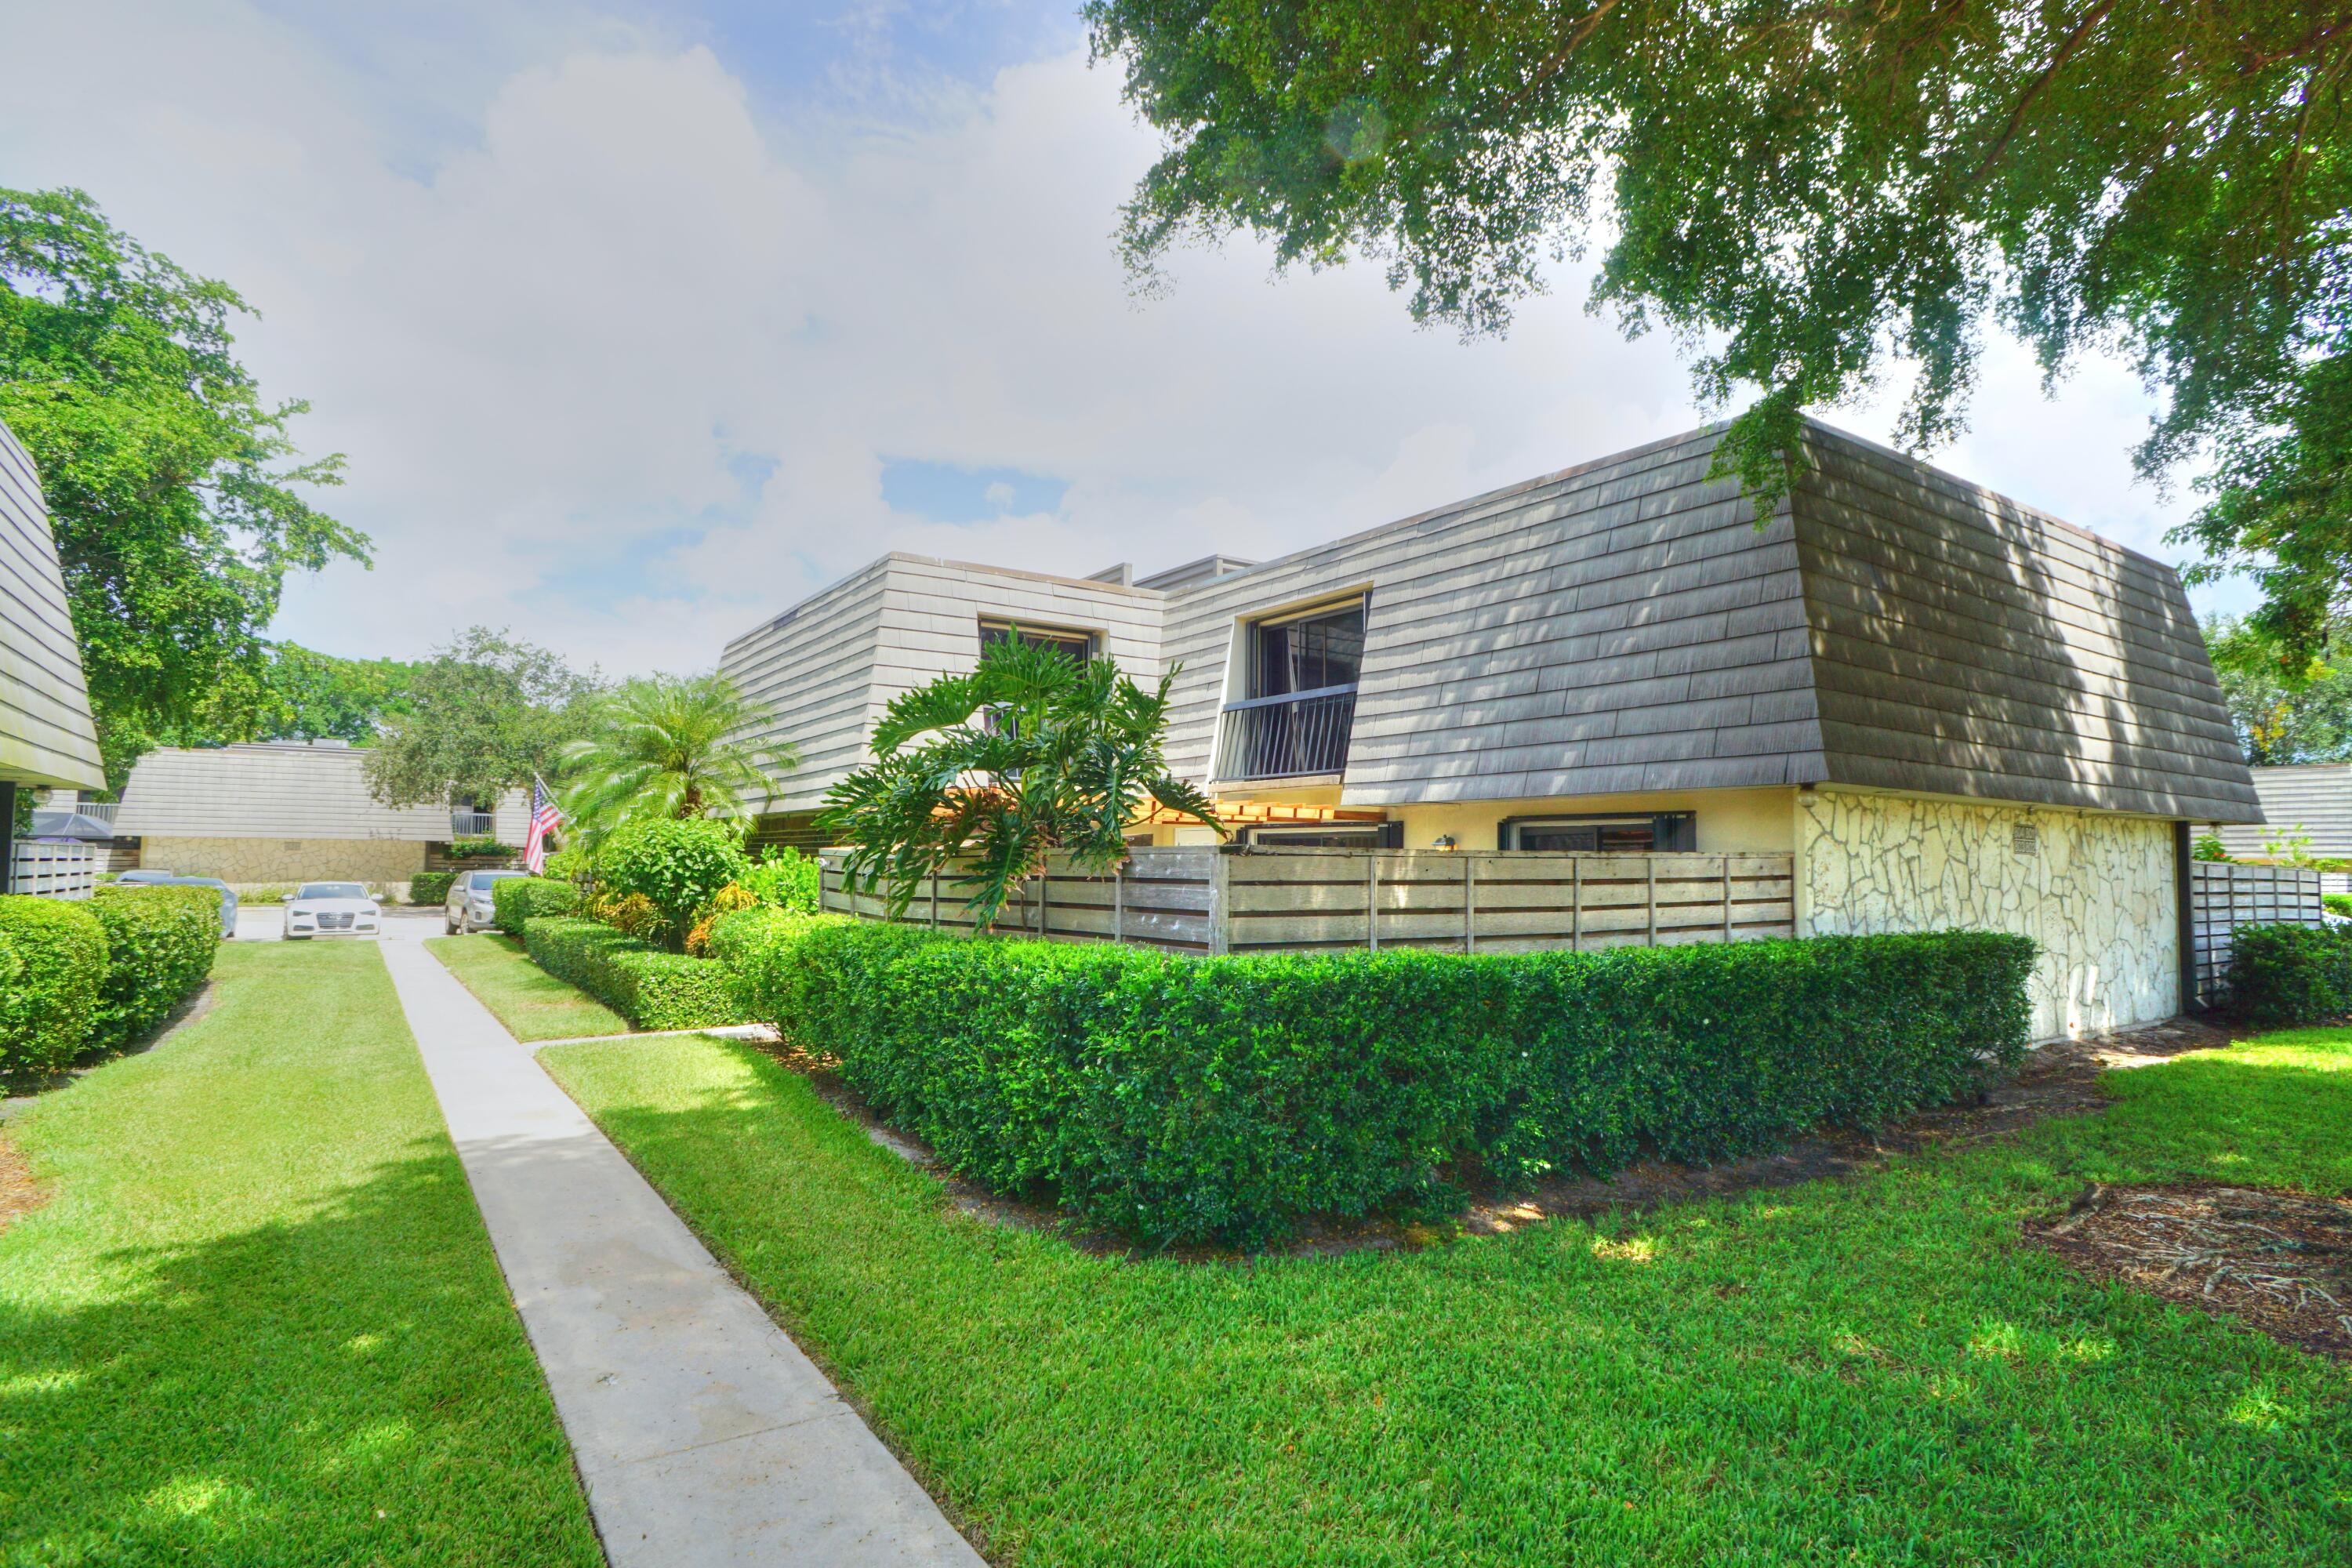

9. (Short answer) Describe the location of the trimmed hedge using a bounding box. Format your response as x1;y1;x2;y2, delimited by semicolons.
0;897;108;1073
2227;923;2352;1027
523;916;746;1031
410;871;456;906
493;876;579;936
758;924;2035;1247
85;885;221;1051
706;907;848;1015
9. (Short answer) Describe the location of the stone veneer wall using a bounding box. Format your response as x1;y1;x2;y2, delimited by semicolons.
138;835;426;886
1795;790;2177;1042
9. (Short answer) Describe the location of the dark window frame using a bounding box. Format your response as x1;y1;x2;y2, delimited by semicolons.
1236;821;1403;849
978;617;1099;665
1497;812;1696;852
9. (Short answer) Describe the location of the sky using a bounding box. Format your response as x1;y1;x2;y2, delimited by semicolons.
0;0;2256;678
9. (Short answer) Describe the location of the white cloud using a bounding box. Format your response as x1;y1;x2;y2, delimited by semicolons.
0;0;2234;681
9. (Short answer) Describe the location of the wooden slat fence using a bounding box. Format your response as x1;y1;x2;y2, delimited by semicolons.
820;846;1796;956
11;840;96;899
2187;860;2326;1010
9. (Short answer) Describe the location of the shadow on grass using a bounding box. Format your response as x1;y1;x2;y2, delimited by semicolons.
0;1141;601;1568
543;1033;2352;1564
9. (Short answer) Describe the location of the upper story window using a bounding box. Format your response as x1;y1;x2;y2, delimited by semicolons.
1217;597;1368;781
980;619;1096;665
1250;601;1364;697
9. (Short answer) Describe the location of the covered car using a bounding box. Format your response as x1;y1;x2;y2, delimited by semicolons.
282;880;382;940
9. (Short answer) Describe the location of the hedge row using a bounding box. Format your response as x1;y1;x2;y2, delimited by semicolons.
2227;923;2352;1027
86;887;222;1052
0;887;221;1073
522;916;746;1031
741;923;2035;1247
409;871;456;906
494;876;579;936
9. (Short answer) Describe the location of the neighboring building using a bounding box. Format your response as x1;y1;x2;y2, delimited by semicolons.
0;416;107;894
2208;764;2352;861
113;740;528;885
724;419;2261;1039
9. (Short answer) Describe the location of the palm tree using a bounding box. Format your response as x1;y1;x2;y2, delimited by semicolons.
559;673;792;836
818;633;1221;928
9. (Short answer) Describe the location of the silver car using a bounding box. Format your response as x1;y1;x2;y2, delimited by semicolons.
282;881;382;940
446;869;528;935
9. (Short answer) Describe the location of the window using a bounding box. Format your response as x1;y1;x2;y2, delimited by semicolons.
1216;597;1369;781
1498;813;1696;852
980;619;1096;664
1251;601;1365;697
1239;822;1402;848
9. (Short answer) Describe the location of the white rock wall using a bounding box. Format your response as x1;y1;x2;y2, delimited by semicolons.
1795;790;2177;1041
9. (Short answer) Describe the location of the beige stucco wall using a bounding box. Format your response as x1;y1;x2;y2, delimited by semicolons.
1795;789;2178;1042
140;835;426;886
1151;786;1802;851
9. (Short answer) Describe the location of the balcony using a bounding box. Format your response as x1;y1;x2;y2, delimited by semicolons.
1214;684;1358;781
450;809;497;837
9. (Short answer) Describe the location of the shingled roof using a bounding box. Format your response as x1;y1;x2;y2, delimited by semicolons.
1156;420;2259;822
724;419;2260;825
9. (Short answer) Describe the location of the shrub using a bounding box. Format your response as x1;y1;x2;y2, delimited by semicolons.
2227;923;2352;1026
524;916;746;1030
447;837;516;860
684;884;760;956
492;876;579;936
86;885;220;1051
597;817;750;949
0;897;108;1073
2326;893;2352;919
706;906;851;1015
768;924;2035;1247
739;848;822;914
410;871;456;906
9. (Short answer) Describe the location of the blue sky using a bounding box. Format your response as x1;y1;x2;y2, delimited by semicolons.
0;0;2253;674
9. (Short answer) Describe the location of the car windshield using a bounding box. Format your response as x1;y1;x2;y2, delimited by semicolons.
469;871;524;890
297;883;370;901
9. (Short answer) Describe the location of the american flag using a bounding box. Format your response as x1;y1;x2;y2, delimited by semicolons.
524;776;562;874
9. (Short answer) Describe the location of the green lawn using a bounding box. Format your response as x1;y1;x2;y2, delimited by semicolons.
1;942;601;1567
543;1026;2352;1566
426;933;630;1041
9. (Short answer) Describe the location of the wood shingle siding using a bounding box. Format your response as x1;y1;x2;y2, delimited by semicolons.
723;554;1162;814
720;420;2259;825
2212;765;2352;858
0;419;104;790
113;742;527;841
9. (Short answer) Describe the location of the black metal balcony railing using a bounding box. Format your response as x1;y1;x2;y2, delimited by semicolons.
1215;684;1358;781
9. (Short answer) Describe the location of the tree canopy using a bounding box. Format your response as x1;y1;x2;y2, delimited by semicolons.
0;187;368;785
363;627;600;811
1085;3;2351;647
2205;612;2352;765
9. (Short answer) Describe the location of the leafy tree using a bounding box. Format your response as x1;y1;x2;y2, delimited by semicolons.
0;187;367;785
364;627;599;811
818;633;1222;928
1085;3;2351;645
2205;614;2352;766
559;673;791;838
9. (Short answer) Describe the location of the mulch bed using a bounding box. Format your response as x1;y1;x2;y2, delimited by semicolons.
0;1134;48;1234
2026;1184;2352;1362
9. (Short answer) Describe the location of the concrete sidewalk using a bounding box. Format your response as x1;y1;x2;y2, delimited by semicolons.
380;941;984;1567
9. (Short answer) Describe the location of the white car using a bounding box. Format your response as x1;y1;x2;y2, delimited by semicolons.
282;881;383;940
